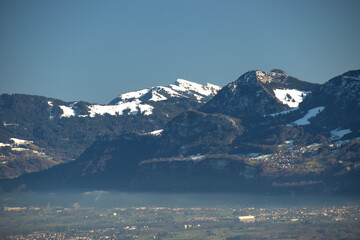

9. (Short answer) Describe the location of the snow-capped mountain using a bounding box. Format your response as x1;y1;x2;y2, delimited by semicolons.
54;79;221;118
110;79;220;104
0;79;220;179
3;69;360;195
200;69;319;123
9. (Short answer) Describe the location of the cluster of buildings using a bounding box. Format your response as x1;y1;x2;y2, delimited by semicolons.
4;204;360;239
249;141;325;170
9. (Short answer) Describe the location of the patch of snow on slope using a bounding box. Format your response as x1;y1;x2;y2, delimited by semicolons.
149;129;163;136
148;91;168;102
89;99;153;117
157;86;184;98
290;107;325;126
119;89;150;101
10;138;33;145
253;154;273;160
306;143;322;149
59;105;75;118
188;154;205;160
3;122;18;127
11;147;27;151
136;103;154;115
193;94;203;102
273;89;310;108
206;83;222;91
0;143;11;147
170;79;221;97
48;101;54;120
330;129;351;140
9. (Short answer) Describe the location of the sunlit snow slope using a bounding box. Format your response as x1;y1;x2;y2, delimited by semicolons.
58;79;221;118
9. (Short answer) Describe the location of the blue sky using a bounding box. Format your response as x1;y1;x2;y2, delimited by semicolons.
1;0;359;103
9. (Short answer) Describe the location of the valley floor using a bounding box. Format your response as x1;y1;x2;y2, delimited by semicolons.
1;197;360;240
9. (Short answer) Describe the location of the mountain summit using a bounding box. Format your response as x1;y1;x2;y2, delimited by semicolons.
110;78;221;106
200;70;319;122
48;79;221;118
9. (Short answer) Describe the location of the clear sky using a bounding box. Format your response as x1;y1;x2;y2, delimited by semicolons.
1;0;359;104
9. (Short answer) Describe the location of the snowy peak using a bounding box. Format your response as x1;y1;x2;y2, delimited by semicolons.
201;69;318;119
116;89;150;102
171;79;221;97
173;78;203;88
57;79;220;118
168;79;221;101
110;79;221;105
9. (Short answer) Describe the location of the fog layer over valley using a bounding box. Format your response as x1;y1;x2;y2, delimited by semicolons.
3;191;360;209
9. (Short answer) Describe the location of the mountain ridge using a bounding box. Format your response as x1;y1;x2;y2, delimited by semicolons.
200;70;320;124
3;69;360;194
0;79;221;179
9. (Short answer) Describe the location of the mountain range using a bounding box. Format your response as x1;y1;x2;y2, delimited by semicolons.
0;79;220;179
1;69;360;194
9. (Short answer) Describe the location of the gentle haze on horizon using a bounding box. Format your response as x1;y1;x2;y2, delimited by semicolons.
1;0;359;104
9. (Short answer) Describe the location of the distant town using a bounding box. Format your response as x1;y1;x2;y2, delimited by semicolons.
2;203;360;239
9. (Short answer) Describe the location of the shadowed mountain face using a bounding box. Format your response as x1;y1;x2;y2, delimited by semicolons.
156;111;243;157
296;70;360;131
2;69;360;195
